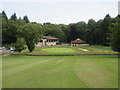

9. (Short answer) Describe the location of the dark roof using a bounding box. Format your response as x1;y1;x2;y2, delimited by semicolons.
43;36;58;40
71;38;86;44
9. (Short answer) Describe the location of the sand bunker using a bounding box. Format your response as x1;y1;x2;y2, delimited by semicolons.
79;48;88;52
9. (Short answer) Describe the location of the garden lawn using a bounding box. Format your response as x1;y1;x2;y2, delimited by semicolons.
2;55;118;88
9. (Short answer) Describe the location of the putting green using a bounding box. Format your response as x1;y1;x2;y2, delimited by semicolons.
42;47;75;53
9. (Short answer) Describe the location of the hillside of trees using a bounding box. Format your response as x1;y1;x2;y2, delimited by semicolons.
1;11;120;53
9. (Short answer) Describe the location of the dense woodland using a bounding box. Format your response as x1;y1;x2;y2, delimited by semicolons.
1;11;120;53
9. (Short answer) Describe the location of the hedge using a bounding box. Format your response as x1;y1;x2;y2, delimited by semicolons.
10;53;119;56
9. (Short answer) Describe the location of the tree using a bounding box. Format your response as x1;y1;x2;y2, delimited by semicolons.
23;15;30;23
3;20;18;44
13;38;26;53
86;19;96;45
58;24;68;42
2;11;9;45
69;24;77;41
10;13;17;21
101;14;112;46
18;23;42;52
110;15;120;58
42;23;66;42
2;11;118;48
75;21;87;40
26;40;35;52
2;12;24;45
2;11;8;20
17;18;26;25
111;28;120;58
95;19;104;45
58;24;69;43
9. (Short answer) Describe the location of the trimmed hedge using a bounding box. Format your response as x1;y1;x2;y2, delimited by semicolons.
10;53;119;56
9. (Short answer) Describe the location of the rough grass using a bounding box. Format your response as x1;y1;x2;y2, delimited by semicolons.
2;55;118;88
14;46;117;55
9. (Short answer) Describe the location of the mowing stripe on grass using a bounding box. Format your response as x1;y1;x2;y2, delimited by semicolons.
73;56;118;88
3;55;118;88
3;59;50;77
3;56;52;69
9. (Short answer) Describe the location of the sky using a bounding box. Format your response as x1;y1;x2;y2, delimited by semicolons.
0;0;119;24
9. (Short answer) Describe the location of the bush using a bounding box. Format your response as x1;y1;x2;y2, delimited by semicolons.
13;38;26;52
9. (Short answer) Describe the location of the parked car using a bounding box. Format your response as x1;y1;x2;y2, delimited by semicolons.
0;47;6;53
0;47;2;53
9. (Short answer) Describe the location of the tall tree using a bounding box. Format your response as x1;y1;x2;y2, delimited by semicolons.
75;21;87;40
23;15;30;23
86;19;96;45
43;23;66;42
10;13;17;21
111;28;120;58
2;11;8;20
2;11;9;45
18;23;42;52
110;15;120;58
59;25;69;43
58;24;68;42
95;19;104;45
101;14;112;46
69;24;77;41
6;20;18;44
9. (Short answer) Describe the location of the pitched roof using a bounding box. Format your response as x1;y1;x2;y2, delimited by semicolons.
43;36;58;40
71;38;86;44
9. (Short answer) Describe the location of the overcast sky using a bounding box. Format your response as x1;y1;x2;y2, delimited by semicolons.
1;0;119;24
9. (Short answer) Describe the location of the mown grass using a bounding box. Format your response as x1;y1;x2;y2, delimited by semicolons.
14;46;117;55
2;55;118;88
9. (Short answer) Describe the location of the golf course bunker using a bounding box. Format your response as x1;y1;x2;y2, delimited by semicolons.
42;47;75;53
79;48;88;52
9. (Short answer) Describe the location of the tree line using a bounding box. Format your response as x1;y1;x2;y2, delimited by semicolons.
1;11;120;54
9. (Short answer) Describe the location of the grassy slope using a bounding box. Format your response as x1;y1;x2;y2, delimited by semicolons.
14;46;117;55
3;55;118;88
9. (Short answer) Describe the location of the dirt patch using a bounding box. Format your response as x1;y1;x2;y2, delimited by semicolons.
79;48;88;52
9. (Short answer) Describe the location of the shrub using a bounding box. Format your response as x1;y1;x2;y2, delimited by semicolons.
13;38;26;53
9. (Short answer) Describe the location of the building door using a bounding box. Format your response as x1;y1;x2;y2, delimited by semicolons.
44;41;46;46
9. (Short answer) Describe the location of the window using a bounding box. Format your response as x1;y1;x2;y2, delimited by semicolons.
40;40;42;42
47;39;49;42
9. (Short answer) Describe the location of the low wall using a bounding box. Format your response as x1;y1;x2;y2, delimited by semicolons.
71;44;90;46
10;53;119;56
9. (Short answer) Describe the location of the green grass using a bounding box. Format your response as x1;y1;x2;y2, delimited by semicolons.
42;47;75;53
14;46;117;55
3;55;118;88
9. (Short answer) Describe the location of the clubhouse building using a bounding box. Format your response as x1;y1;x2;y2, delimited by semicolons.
71;38;89;46
36;36;59;47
